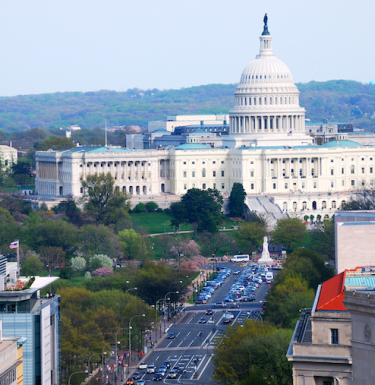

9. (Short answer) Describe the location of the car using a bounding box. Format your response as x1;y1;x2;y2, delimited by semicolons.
168;333;175;339
163;361;171;369
167;369;179;379
213;302;226;308
152;373;163;381
225;312;235;319
147;365;156;374
136;381;145;385
223;317;232;323
207;317;215;324
125;380;135;385
206;309;213;315
198;317;206;324
138;362;148;370
233;270;241;275
132;372;142;380
158;367;167;376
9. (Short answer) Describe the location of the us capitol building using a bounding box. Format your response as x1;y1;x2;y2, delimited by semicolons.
35;17;374;218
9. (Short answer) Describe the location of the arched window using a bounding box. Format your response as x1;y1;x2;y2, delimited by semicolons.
275;97;278;104
259;98;262;105
332;201;336;209
302;201;307;209
322;201;327;209
249;98;252;105
265;97;267;105
283;202;287;211
59;186;63;196
254;98;257;105
293;202;297;210
202;168;206;177
270;97;273;105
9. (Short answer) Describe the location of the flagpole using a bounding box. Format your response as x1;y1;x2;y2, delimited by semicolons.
17;240;20;271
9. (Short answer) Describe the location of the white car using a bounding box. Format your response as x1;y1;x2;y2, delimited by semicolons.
207;318;215;324
147;365;156;374
138;362;148;370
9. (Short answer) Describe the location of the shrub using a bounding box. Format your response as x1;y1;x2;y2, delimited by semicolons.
92;267;114;277
70;256;86;271
146;201;159;212
134;203;146;213
84;271;92;279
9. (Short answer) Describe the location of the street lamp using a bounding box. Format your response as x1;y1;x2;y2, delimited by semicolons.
164;291;179;332
129;314;145;367
114;328;129;385
126;287;137;293
155;299;164;338
88;352;106;376
68;371;88;385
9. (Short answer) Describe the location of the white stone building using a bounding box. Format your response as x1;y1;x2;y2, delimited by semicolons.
35;18;374;217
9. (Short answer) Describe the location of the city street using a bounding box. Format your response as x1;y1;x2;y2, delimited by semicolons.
123;262;270;384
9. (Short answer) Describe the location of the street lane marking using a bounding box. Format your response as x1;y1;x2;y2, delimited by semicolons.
197;354;213;380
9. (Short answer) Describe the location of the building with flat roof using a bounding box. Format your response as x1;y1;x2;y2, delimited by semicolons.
0;273;60;385
35;16;373;218
335;211;375;274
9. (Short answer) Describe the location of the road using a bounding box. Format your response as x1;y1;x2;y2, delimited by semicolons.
125;262;270;384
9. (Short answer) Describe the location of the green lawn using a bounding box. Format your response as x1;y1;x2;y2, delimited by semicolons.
130;212;193;234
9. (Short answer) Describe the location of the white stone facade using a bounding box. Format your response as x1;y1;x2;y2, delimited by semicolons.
35;21;375;212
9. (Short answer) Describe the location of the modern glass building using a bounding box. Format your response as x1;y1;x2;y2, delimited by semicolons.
0;276;60;385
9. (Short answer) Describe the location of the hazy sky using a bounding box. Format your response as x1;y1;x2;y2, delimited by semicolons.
0;0;374;96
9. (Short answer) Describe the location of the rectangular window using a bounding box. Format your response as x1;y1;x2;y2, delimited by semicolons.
342;180;345;186
250;171;254;177
342;168;344;174
371;167;373;173
284;183;288;189
221;183;225;189
273;183;276;189
192;161;195;164
351;180;355;186
213;161;216;164
192;183;195;188
221;161;224;164
183;162;186;165
192;171;195;177
213;171;216;177
184;184;187;190
331;169;334;175
314;182;317;188
213;183;216;189
323;381;332;385
221;171;225;177
183;171;187;178
202;183;206;189
331;329;339;345
362;167;365;174
331;181;334;188
251;183;254;190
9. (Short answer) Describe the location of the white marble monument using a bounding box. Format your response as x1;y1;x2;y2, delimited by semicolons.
258;236;274;265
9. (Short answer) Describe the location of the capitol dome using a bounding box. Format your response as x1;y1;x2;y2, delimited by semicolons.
227;15;308;145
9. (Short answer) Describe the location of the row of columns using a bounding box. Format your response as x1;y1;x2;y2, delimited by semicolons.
266;157;322;179
230;115;304;134
84;161;152;182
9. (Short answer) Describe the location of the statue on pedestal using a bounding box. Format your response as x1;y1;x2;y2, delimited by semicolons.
258;236;273;265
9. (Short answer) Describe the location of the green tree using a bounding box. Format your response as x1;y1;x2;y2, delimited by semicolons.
53;199;83;226
21;255;44;276
309;219;335;260
82;173;130;227
134;202;146;213
23;218;78;254
37;136;75;151
146;201;158;212
198;231;229;257
117;228;147;260
170;188;223;232
238;221;267;253
81;224;120;258
213;321;292;385
272;218;306;252
229;182;246;217
11;158;32;185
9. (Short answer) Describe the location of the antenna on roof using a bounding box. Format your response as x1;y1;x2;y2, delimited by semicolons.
105;119;108;147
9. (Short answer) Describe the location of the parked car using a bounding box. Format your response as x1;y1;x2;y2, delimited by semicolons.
138;362;148;370
213;302;226;308
168;333;175;339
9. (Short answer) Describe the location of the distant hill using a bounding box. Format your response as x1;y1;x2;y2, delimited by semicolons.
0;80;374;132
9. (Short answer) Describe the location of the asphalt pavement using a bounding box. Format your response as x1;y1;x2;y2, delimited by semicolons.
121;262;271;384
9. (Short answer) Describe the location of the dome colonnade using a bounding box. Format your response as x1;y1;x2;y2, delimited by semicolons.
229;18;305;136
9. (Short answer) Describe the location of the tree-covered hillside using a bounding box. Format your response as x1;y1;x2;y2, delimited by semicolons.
0;80;374;132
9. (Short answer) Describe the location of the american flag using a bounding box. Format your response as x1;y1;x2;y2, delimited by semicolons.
9;241;19;249
287;131;292;136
